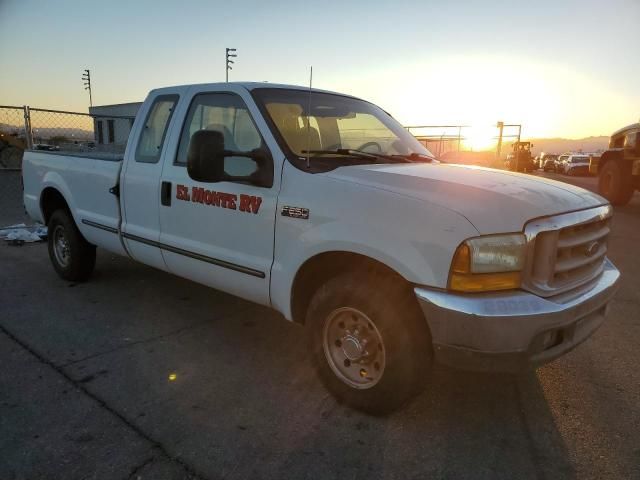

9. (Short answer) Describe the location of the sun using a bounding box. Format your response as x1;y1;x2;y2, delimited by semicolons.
463;125;498;151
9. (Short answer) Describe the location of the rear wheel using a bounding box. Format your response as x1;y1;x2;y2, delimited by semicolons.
599;161;634;206
47;209;96;281
307;271;431;414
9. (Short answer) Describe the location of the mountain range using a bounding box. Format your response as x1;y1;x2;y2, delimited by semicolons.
526;136;609;155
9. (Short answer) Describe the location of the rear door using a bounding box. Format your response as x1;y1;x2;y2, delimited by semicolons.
157;87;278;306
120;92;180;270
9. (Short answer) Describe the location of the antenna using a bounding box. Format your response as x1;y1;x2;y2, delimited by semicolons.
305;66;313;169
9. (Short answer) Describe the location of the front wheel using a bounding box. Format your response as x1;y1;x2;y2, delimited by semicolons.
599;161;634;205
307;271;431;414
47;209;96;281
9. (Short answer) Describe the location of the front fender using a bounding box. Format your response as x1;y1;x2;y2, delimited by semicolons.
269;166;479;320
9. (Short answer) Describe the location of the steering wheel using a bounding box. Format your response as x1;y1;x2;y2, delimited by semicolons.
356;141;383;153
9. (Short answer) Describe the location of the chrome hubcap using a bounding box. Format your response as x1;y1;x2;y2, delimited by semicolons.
322;307;386;389
53;225;71;268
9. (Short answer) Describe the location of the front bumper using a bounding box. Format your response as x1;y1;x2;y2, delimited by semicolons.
414;259;620;373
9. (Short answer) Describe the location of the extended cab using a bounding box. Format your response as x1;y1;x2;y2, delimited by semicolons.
23;83;620;413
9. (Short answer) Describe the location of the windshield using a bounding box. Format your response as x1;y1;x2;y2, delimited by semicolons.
572;156;589;163
252;88;434;166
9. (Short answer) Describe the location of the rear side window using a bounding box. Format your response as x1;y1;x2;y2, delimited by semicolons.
612;136;625;148
135;95;178;163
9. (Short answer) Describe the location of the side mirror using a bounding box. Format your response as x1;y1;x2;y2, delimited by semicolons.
186;129;273;187
187;130;225;182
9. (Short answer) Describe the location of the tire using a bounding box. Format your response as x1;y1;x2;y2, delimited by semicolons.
47;209;96;281
306;270;432;414
599;161;634;206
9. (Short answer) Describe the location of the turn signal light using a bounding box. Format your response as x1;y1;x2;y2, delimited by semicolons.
450;243;471;274
449;271;522;292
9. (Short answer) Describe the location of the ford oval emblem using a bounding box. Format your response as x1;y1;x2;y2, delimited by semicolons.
585;241;600;257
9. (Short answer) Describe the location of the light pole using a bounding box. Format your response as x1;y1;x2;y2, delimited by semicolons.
82;69;92;107
225;48;237;82
496;121;504;162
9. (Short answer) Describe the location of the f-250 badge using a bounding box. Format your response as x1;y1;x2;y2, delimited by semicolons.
176;184;262;214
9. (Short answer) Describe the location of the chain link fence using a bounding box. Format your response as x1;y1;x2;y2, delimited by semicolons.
0;106;29;169
1;105;135;223
0;105;136;170
406;124;524;169
406;125;469;158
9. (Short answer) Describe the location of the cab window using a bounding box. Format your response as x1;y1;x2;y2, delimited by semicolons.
135;95;178;163
612;135;625;148
176;93;263;178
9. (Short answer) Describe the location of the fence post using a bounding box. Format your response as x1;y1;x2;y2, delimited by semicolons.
23;105;33;149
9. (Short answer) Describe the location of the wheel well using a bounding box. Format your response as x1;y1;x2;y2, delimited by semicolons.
40;187;70;225
290;251;413;325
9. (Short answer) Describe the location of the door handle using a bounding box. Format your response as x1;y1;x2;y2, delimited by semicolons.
161;181;171;206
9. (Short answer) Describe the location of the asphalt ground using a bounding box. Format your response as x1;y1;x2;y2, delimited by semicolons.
1;169;639;479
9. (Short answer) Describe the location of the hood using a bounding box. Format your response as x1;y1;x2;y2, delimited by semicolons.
324;163;607;234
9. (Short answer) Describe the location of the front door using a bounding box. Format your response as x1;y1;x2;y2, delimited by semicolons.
158;90;277;305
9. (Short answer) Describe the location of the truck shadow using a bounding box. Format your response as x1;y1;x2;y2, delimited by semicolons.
68;254;577;479
3;245;577;479
267;362;576;480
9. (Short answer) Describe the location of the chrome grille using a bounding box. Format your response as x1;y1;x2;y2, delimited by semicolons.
524;206;613;297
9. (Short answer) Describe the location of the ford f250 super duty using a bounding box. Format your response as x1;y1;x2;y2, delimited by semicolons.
22;82;620;413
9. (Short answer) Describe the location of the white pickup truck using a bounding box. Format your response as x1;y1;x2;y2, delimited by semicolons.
23;82;620;413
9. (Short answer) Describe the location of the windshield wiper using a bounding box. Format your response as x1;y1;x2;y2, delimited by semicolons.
391;152;437;163
301;149;410;164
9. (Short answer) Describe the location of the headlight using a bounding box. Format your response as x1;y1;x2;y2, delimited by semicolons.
449;233;526;292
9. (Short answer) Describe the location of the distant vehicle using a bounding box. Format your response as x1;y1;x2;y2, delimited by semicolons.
555;153;571;172
33;143;57;151
533;153;547;169
593;123;640;205
562;154;592;176
534;154;542;169
539;153;558;171
505;141;535;172
22;82;621;413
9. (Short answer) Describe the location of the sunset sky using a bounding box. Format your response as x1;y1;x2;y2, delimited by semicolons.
1;0;638;140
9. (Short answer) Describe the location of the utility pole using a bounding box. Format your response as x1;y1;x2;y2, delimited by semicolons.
496;121;504;162
82;69;92;107
225;48;237;82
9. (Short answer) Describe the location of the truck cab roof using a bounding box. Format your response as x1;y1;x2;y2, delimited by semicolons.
149;82;362;100
611;123;640;138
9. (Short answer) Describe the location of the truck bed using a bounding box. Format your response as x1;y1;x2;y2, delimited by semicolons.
22;150;125;255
